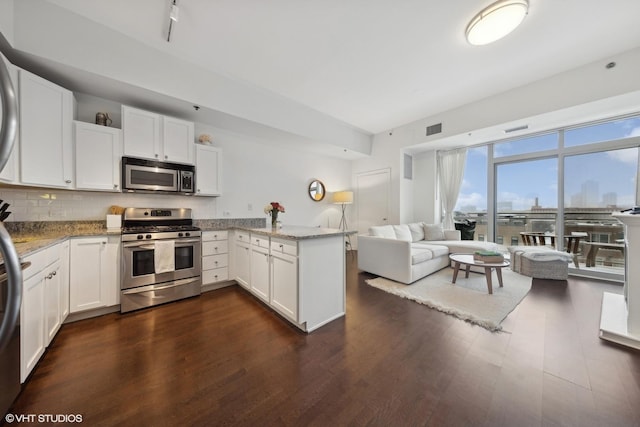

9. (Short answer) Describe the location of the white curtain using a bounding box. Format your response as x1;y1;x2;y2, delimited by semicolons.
437;148;467;230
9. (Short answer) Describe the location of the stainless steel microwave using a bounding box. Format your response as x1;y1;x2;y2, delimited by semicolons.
122;156;195;194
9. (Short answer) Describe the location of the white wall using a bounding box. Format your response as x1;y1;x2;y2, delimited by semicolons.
413;151;437;223
195;123;351;228
358;47;640;227
0;0;14;45
10;0;371;156
0;186;216;221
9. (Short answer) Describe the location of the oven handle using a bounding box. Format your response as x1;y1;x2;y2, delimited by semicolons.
121;276;201;294
123;238;202;249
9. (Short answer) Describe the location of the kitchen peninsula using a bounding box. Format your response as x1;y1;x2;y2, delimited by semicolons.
231;225;351;332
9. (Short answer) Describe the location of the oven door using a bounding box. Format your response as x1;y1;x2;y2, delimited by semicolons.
122;238;201;290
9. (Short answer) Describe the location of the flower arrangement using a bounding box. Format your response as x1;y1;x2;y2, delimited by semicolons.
264;202;285;227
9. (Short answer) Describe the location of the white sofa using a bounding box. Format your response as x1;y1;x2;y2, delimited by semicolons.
357;222;500;284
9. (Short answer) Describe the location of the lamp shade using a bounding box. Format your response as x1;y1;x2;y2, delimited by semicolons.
332;191;353;204
466;0;528;46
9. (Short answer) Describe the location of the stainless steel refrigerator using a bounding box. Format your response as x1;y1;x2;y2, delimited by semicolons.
0;50;24;417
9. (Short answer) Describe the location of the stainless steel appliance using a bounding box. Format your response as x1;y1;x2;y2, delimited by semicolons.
0;52;24;417
122;156;195;194
120;208;202;313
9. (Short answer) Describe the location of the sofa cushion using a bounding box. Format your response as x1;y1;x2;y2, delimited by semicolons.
408;223;425;242
393;225;412;241
423;223;445;241
370;225;396;239
412;242;450;258
411;248;434;265
429;240;499;254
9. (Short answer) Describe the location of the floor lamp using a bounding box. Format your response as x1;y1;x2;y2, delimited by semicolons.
332;191;353;252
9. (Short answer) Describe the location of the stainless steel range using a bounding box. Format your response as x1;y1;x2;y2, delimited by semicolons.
120;208;202;313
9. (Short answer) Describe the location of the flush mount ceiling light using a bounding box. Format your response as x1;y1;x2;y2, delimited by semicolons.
466;0;529;46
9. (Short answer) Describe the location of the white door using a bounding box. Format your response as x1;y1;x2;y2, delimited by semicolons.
356;168;391;235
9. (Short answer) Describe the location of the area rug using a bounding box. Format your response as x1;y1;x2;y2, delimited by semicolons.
365;267;532;331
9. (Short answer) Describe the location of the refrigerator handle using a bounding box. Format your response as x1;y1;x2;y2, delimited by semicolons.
0;54;18;171
0;54;20;353
0;223;22;352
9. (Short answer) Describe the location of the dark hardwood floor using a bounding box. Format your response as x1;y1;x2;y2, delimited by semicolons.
7;253;640;426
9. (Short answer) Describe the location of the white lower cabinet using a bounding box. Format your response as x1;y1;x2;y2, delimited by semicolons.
59;241;70;320
233;231;251;289
69;236;119;313
270;250;298;321
250;245;270;302
246;234;299;321
44;259;62;345
21;267;46;383
231;230;345;332
21;242;68;383
202;231;229;285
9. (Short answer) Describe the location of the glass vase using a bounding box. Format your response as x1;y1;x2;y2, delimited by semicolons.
271;212;278;228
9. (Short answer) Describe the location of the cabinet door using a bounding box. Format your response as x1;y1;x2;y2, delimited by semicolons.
44;260;62;345
19;69;74;188
70;237;110;312
74;121;123;191
162;116;194;164
60;240;70;320
21;272;46;383
250;246;270;302
271;252;298;321
122;106;161;160
234;243;251;289
195;145;221;196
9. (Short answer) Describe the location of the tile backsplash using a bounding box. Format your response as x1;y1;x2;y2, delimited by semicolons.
0;187;217;221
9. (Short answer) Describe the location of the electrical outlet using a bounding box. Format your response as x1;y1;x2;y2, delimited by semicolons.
247;203;253;211
223;211;230;217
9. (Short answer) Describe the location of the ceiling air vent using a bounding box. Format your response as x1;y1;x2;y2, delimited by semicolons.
426;123;442;136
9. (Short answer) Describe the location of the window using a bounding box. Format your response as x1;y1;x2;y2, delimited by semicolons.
565;115;640;147
494;133;558;157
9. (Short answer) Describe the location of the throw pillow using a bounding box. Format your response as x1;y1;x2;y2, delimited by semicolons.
423;223;445;241
392;225;412;241
408;223;425;242
370;225;396;239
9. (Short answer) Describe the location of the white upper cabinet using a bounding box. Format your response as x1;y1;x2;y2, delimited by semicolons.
121;106;161;160
195;144;221;196
162;116;194;164
74;121;122;191
19;69;74;189
122;105;194;164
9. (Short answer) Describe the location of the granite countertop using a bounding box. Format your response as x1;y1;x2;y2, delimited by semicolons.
1;221;121;261
239;226;356;240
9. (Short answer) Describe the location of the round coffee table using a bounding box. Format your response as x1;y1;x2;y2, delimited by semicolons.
449;253;510;295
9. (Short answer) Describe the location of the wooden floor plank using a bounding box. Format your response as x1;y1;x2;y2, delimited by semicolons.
8;253;640;426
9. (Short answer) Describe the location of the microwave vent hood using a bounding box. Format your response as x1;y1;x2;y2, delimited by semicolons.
121;156;195;195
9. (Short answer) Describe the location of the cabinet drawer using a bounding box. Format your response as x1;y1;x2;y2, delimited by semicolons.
203;230;228;242
270;239;297;256
22;249;48;280
235;231;250;243
251;235;270;249
203;267;228;284
203;254;228;270
202;240;229;256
